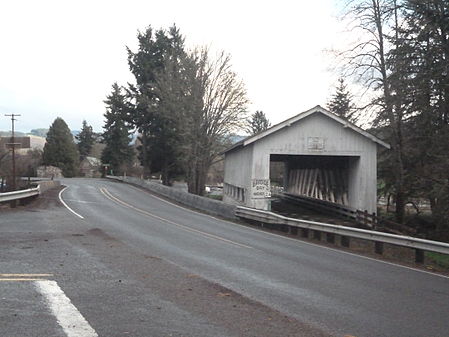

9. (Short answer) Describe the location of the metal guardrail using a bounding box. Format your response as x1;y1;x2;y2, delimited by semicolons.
236;206;449;259
0;186;40;203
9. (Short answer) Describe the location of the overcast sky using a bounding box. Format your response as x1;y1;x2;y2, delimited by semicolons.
0;0;348;133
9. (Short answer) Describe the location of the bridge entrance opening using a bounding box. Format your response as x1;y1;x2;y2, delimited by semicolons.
270;154;360;206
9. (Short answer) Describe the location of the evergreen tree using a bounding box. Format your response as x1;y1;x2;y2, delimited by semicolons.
327;78;356;122
342;0;449;230
76;120;95;158
247;111;271;135
154;46;249;195
101;83;134;175
127;25;187;184
341;0;408;223
42;118;79;177
126;25;249;193
390;0;449;237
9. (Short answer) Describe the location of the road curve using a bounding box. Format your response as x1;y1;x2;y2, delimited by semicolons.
2;178;448;337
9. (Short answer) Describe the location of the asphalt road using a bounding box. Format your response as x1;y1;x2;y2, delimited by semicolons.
1;178;448;337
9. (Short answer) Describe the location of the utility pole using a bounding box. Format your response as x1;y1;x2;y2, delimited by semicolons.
5;114;21;207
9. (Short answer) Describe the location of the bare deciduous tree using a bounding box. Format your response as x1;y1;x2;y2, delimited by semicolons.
339;0;409;222
155;47;249;195
188;49;249;195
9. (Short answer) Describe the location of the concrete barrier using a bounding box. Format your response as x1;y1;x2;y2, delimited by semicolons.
107;176;236;220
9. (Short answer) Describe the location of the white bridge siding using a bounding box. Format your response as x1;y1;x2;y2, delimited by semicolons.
223;143;254;206
223;106;388;214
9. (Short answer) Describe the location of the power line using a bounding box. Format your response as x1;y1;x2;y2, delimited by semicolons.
4;114;21;206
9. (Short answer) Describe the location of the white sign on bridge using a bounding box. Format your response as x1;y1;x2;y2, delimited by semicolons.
251;179;271;199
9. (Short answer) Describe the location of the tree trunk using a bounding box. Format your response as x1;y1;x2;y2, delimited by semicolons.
161;159;170;186
395;189;405;223
393;124;406;224
186;154;198;194
141;132;151;179
374;0;407;224
187;154;211;196
429;196;436;213
192;164;208;196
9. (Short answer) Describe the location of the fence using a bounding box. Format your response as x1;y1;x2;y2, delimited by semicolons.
355;210;417;236
279;192;415;236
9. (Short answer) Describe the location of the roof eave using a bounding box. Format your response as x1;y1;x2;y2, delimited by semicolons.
223;105;391;152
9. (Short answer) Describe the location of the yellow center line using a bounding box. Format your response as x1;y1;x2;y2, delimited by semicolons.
0;274;53;277
99;187;253;250
0;278;46;281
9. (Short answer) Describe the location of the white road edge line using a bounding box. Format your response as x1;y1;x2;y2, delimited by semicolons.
35;280;98;337
227;218;449;280
120;183;449;280
58;187;84;219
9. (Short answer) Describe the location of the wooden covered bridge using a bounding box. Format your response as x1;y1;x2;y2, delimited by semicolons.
223;106;389;214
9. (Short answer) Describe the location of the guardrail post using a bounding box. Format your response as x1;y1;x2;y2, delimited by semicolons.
415;249;424;264
290;226;298;235
313;230;321;241
341;236;350;248
375;241;384;255
301;228;309;238
326;233;335;244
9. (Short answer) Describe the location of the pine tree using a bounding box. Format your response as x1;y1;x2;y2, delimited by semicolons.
247;111;271;135
76;120;95;158
390;0;449;237
126;25;248;194
127;25;182;183
327;78;356;122
339;0;409;223
42;118;79;177
101;83;134;175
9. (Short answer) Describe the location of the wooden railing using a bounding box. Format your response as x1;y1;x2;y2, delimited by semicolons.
278;192;417;236
355;210;417;236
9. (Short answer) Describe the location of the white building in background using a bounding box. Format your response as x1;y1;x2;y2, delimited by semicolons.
0;135;46;155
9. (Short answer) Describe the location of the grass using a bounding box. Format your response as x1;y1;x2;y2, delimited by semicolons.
425;252;449;269
206;194;222;201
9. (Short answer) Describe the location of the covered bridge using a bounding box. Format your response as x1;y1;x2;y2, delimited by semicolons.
223;105;389;214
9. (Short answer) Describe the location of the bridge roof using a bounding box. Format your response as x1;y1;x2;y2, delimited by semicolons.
224;105;390;153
